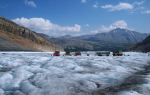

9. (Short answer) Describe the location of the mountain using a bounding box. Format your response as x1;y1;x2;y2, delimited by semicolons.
0;17;62;51
133;35;150;52
78;28;148;44
43;28;148;51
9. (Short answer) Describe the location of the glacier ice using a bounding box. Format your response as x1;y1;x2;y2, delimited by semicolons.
0;52;150;95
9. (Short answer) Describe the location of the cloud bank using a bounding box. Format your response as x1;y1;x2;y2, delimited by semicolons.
13;17;81;34
13;18;130;36
99;1;150;15
101;2;134;11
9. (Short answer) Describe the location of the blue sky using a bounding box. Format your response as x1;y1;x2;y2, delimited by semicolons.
0;0;150;36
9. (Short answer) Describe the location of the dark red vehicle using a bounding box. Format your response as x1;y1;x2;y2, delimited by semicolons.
75;52;81;56
53;51;60;56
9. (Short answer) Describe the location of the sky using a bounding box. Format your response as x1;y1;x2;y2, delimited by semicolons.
0;0;150;36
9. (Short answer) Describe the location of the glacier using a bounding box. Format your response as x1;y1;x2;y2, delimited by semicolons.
0;52;150;95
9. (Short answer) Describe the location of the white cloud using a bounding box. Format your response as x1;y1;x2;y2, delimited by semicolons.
100;1;149;15
85;24;90;27
91;20;129;33
142;10;150;14
133;1;145;6
13;17;81;33
101;2;134;11
93;2;99;8
112;20;128;29
132;1;150;15
25;0;37;8
81;0;87;3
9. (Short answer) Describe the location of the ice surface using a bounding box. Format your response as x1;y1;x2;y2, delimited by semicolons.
0;52;150;95
116;91;143;95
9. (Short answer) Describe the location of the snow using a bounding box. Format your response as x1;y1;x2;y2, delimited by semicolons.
0;52;150;95
116;91;143;95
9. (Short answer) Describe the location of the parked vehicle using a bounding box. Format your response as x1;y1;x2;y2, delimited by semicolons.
113;51;123;56
53;51;60;56
75;52;81;56
65;51;71;56
96;51;110;56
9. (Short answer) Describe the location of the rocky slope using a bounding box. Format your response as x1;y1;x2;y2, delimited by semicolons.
0;17;61;51
133;35;150;52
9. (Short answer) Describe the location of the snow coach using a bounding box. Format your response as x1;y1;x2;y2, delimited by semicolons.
113;51;123;56
96;51;110;56
65;51;71;56
53;51;60;56
75;52;81;56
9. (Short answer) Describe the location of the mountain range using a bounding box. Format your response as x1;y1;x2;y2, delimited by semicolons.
0;17;149;52
78;28;148;44
41;28;148;51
